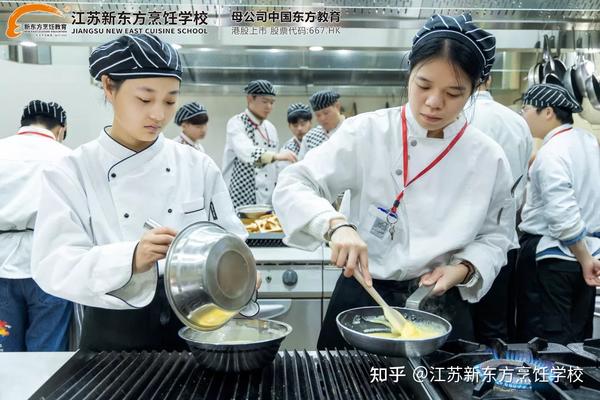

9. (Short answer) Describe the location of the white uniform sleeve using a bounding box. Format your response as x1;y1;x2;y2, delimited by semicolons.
273;126;358;250
533;152;586;244
514;121;534;209
203;157;248;240
31;165;156;309
297;135;309;160
451;155;517;303
226;116;272;165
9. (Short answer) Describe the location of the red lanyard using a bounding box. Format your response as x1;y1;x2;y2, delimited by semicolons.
17;131;55;140
245;113;270;145
547;127;572;142
389;106;468;215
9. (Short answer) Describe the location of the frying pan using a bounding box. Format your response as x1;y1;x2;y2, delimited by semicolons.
336;284;452;358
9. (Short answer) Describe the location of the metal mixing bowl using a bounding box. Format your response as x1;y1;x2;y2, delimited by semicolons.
180;318;292;372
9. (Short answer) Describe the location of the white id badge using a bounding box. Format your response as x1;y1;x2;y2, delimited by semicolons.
366;205;395;240
365;204;409;245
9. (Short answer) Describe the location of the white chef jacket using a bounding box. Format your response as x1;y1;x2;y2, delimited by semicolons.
519;124;600;261
464;91;533;210
273;105;517;302
298;116;345;160
31;129;247;310
0;126;71;279
221;109;279;205
174;132;205;153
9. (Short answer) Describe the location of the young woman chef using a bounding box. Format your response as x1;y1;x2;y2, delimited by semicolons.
273;13;517;348
31;34;249;351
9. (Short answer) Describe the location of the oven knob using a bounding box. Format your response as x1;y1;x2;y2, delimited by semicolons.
282;269;298;286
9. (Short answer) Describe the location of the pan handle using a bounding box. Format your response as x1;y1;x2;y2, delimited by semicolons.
143;218;161;230
405;284;434;310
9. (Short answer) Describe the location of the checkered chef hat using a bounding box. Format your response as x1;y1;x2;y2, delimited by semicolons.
174;102;208;125
21;100;67;126
244;80;276;96
309;90;340;111
523;83;583;113
89;34;182;81
287;103;312;118
413;13;496;82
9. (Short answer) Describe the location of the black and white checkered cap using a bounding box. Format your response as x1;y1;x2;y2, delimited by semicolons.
174;102;207;125
244;80;276;96
523;83;583;113
309;90;340;111
89;34;182;81
21;100;67;126
413;13;496;82
287;103;312;118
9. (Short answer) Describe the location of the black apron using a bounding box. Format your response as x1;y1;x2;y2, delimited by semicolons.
471;248;518;344
515;233;543;342
79;277;185;351
318;275;474;350
516;233;595;344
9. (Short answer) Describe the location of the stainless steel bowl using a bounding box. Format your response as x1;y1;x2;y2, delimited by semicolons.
161;220;257;331
236;204;273;219
336;306;451;358
179;319;292;372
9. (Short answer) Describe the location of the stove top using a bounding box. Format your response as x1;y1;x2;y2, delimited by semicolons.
30;350;432;400
420;338;600;400
29;338;600;400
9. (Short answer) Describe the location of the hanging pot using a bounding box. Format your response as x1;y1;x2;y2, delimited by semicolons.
563;65;584;104
585;74;600;111
543;35;566;80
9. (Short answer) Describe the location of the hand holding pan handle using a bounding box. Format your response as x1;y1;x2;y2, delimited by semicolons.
405;284;435;310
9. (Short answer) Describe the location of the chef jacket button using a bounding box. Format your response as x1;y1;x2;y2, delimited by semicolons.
395;169;402;176
265;188;268;192
166;168;171;172
168;209;172;213
124;213;129;218
410;140;418;147
111;172;116;178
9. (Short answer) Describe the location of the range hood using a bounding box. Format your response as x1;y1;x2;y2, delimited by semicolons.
1;0;599;96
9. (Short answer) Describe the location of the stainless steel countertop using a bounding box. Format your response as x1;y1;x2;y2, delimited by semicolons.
0;351;74;400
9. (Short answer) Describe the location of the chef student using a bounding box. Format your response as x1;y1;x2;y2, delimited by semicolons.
298;90;345;159
0;100;72;352
517;83;600;344
464;75;533;343
221;80;297;208
31;34;249;351
273;13;517;348
282;103;313;156
173;102;209;152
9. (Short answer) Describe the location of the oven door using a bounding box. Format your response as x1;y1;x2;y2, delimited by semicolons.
256;298;322;350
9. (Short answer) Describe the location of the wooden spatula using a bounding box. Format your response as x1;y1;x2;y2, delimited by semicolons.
351;268;418;337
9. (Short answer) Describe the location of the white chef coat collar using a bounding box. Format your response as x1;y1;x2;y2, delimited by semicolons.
17;125;57;140
543;123;573;145
475;90;493;101
245;108;266;126
99;126;165;165
405;103;467;139
178;132;196;146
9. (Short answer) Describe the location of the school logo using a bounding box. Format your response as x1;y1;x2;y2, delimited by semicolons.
6;3;64;39
0;320;11;337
